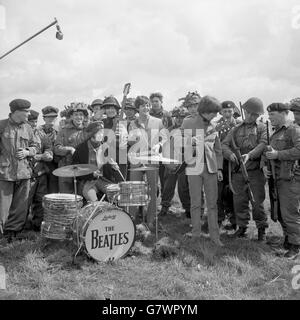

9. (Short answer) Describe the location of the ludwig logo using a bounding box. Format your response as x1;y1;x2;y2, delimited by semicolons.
291;265;300;290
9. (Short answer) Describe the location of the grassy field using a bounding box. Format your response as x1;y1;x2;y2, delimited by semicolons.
0;193;300;300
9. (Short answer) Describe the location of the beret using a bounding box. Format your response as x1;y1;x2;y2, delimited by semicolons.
102;96;121;109
9;99;31;113
91;99;103;107
289;98;300;112
28;110;39;121
42;106;59;117
242;97;264;115
222;100;237;109
267;103;290;112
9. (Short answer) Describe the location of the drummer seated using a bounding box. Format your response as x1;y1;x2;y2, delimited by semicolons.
72;121;118;202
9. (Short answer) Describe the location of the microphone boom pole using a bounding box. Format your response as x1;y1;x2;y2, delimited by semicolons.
0;17;62;61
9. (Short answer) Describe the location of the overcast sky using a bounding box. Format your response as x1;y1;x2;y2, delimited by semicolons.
0;0;300;121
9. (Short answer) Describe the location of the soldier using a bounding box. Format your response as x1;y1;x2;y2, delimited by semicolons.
149;92;173;195
123;97;137;130
264;103;300;259
290;98;300;126
101;96;128;181
26;110;53;231
0;99;39;242
182;95;224;246
89;99;105;122
180;91;201;118
215;101;241;230
222;97;268;241
39;106;59;193
54;103;89;193
160;106;191;217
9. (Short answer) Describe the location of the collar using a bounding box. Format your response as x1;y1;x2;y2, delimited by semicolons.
149;108;164;117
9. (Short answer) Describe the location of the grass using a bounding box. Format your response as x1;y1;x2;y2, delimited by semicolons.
0;191;300;300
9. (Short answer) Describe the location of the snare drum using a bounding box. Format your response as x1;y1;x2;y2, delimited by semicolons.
118;181;149;206
72;202;135;262
41;193;83;240
106;184;120;204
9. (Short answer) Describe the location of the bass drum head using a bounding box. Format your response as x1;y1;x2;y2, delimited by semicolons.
84;206;135;262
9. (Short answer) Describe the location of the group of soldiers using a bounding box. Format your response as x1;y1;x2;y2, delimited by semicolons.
0;91;299;260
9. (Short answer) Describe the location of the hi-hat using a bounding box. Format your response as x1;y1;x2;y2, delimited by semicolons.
53;164;98;177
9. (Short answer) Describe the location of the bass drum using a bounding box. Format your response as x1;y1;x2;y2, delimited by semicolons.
72;202;135;262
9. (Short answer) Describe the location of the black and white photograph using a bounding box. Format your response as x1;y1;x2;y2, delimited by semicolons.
0;0;300;305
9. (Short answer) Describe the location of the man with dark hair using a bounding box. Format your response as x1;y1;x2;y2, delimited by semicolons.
128;95;168;228
72;121;117;202
27;110;53;231
89;99;104;122
0;99;39;242
215;101;240;230
149;92;173;195
123;97;137;130
182;95;224;246
264;103;300;259
54;103;89;193
222;97;268;241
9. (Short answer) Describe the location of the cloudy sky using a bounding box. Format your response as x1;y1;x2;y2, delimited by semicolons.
0;0;300;120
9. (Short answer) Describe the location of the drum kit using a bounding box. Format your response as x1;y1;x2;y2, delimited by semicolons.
40;154;179;262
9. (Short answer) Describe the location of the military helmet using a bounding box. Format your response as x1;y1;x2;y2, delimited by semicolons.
102;95;121;110
242;97;264;115
124;97;137;110
289;98;300;112
68;102;89;117
179;91;201;108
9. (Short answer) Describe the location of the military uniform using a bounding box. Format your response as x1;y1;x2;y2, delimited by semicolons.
0;99;39;239
265;103;300;259
54;103;89;193
222;97;268;239
101;96;128;181
27;110;53;230
215;101;241;228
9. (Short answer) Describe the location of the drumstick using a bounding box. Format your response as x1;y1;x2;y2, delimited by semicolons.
117;168;126;182
100;194;106;202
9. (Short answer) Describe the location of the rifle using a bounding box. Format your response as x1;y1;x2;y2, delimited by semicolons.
266;120;281;222
239;101;244;121
230;130;255;205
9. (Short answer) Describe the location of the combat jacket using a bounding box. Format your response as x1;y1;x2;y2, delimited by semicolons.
0;117;39;181
222;121;267;171
29;129;53;177
54;121;88;167
267;123;300;180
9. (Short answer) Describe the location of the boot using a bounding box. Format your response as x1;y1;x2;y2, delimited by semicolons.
284;244;300;260
257;228;266;242
283;236;291;250
232;226;247;238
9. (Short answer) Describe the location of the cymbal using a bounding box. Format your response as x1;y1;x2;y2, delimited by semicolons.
53;164;98;177
129;166;159;172
132;155;179;164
